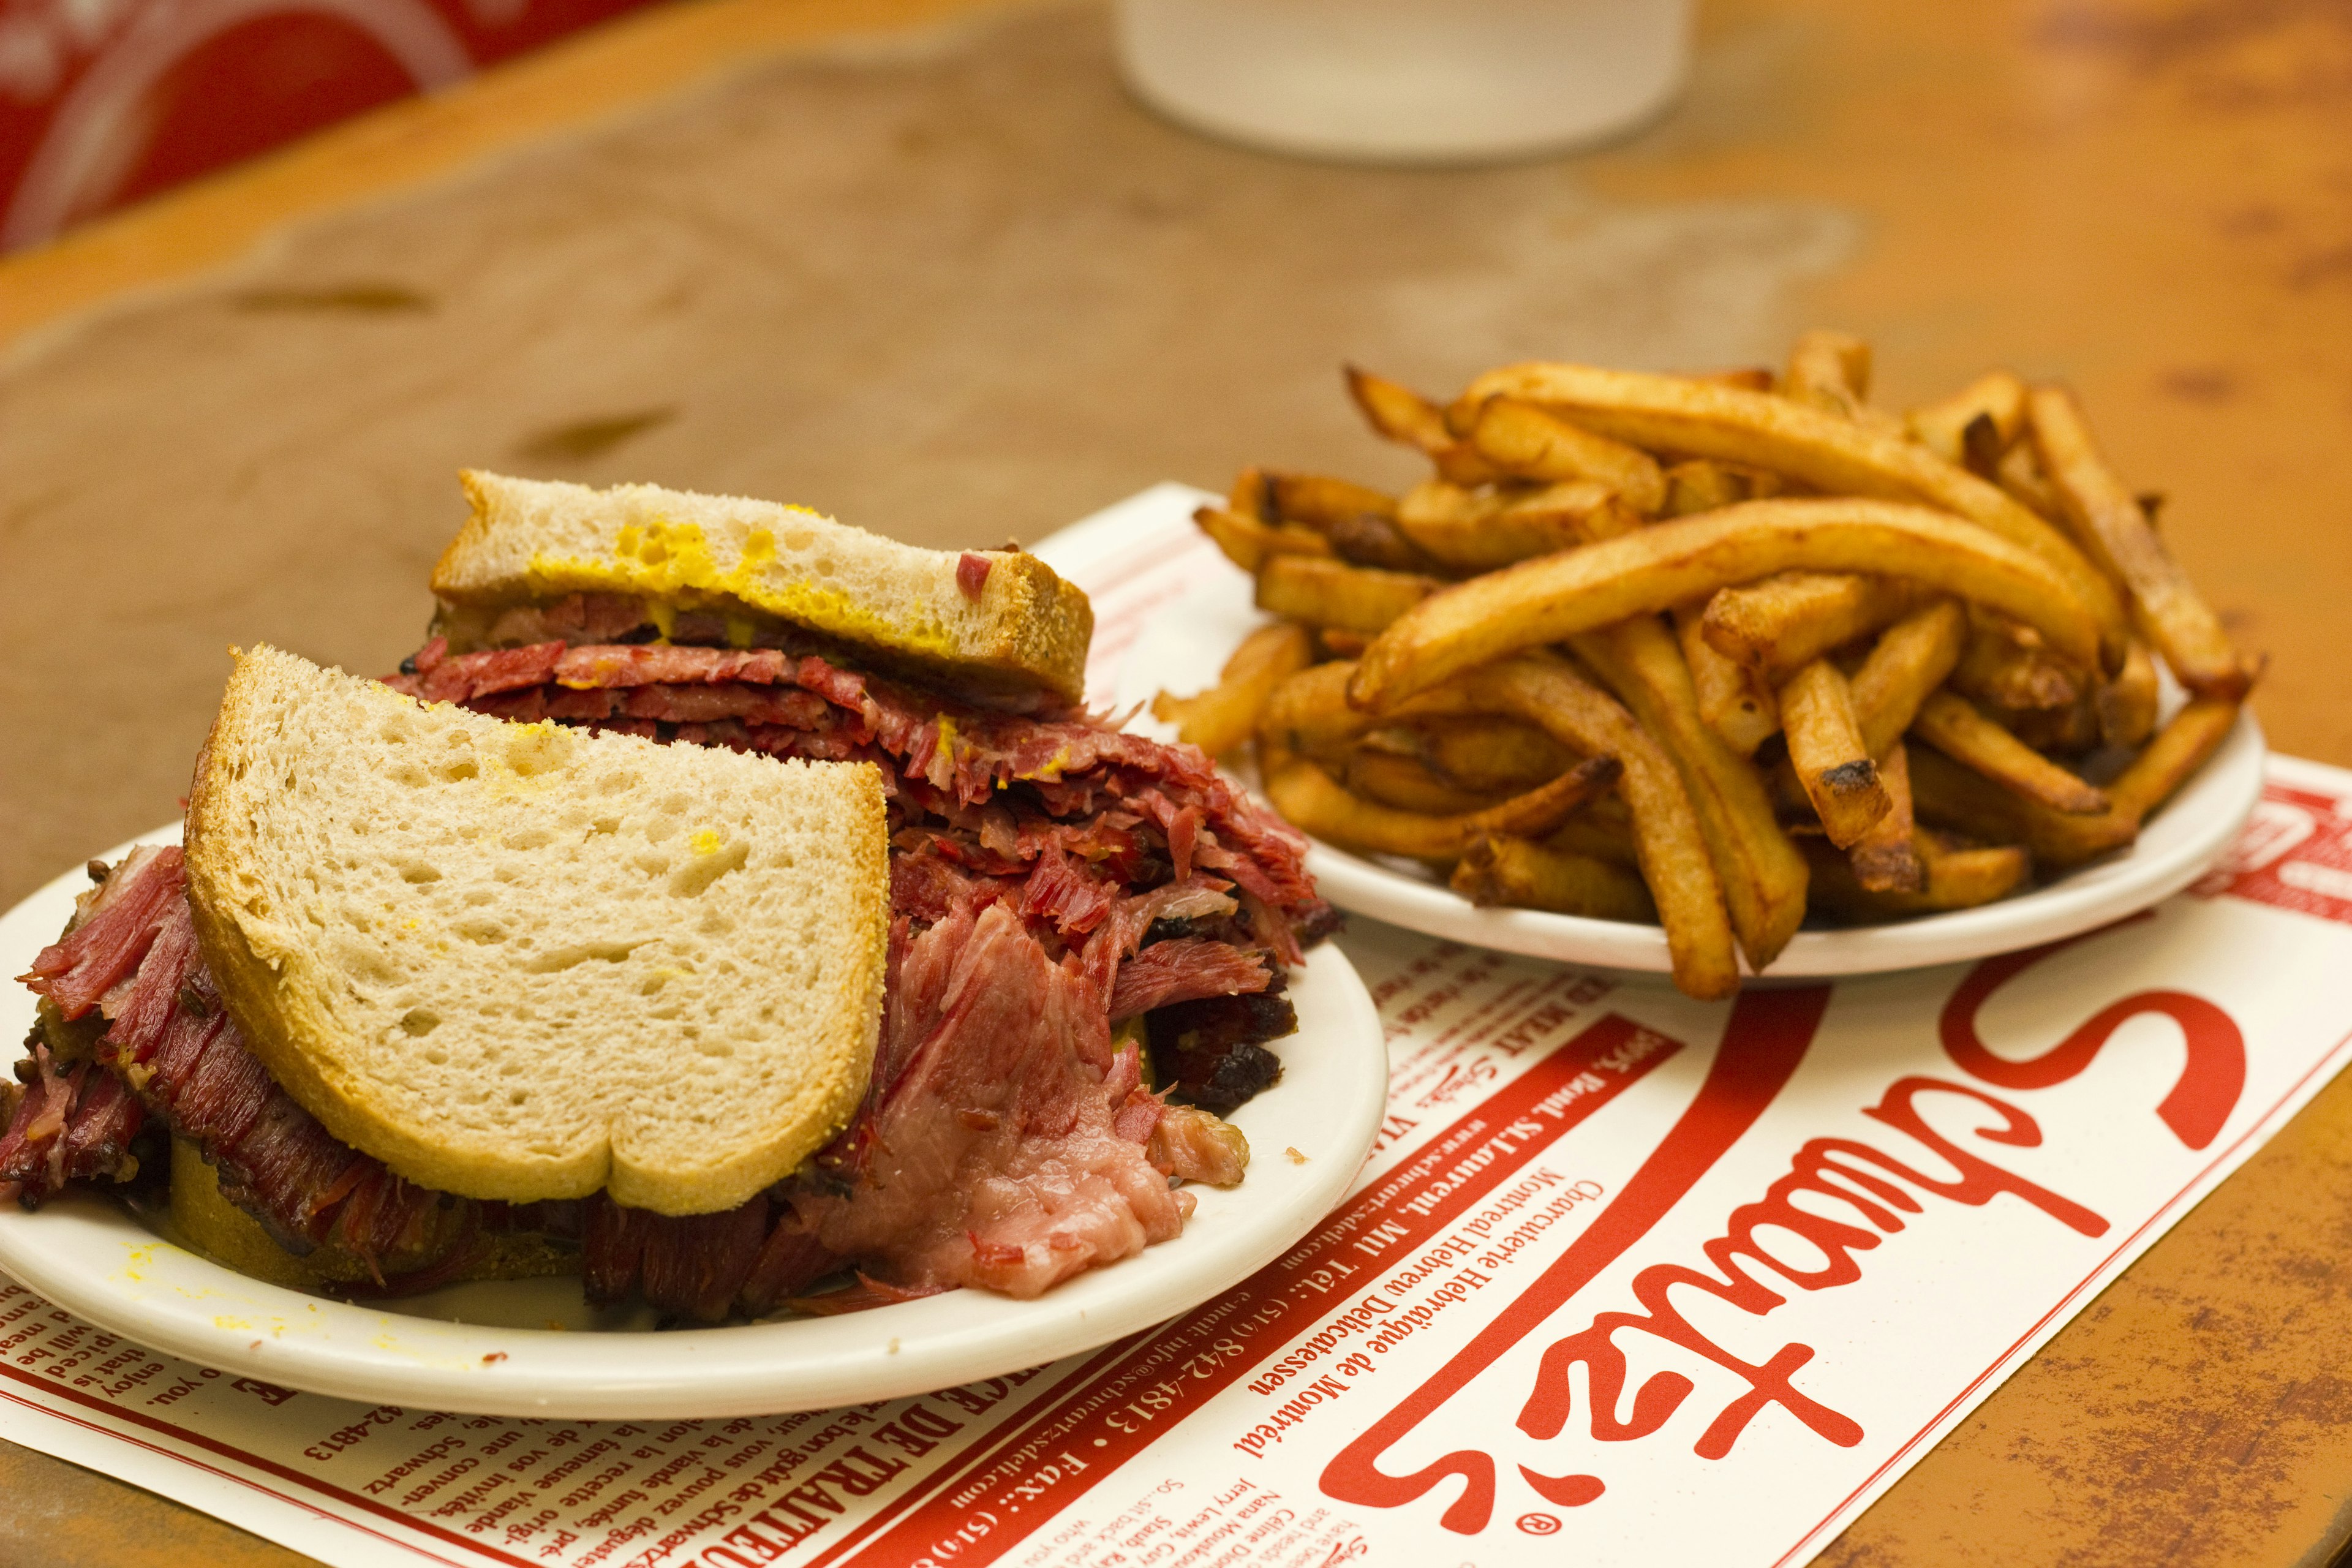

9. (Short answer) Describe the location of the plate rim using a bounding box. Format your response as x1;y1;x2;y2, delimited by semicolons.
0;824;1389;1418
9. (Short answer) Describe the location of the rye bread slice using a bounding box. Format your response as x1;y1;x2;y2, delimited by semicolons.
431;470;1094;706
183;646;888;1216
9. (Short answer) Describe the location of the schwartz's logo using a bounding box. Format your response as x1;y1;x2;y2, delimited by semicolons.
1319;914;2244;1535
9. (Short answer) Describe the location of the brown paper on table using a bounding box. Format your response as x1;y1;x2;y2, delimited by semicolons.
0;487;2344;1568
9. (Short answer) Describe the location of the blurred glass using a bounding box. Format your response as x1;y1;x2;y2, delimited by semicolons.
1114;0;1692;164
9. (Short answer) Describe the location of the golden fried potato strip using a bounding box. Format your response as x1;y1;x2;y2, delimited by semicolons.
1850;599;1970;759
1908;698;2239;869
1344;366;1498;485
1451;835;1657;923
1700;571;1935;679
2097;637;2161;748
1782;330;1874;421
1150;622;1316;760
1196;505;1332;573
1677;603;1779;756
1343;748;1504;815
1349;499;2101;712
1269;473;1398;527
1468;398;1667;513
2026;383;2255;700
1805;832;2031;920
1911;688;2111;815
1455;655;1738;998
1459;361;2127;662
1779;660;1892;847
1848;740;1928;894
1950;610;2085;714
1264;753;1621;862
1394;479;1636;570
1572;619;1809;970
1907;371;2027;468
1256;555;1438;633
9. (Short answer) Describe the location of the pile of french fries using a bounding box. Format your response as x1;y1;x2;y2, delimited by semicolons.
1154;332;2259;1000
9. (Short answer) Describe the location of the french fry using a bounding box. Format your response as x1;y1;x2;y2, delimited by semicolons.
1950;610;2084;714
2106;698;2242;819
1150;622;1316;759
1393;478;1636;570
1196;505;1332;573
1325;513;1444;573
1850;598;1970;759
1344;748;1503;816
1229;466;1274;521
1907;371;2028;467
1219;342;2245;996
1678;603;1779;755
1348;498;2103;712
1458;655;1739;998
1699;571;1933;679
1268;473;1398;527
2027;384;2255;699
1684;367;1777;391
1550;794;1643;869
1906;701;2237;870
1263;753;1622;862
1317;628;1370;658
1804;832;2031;920
1344;366;1499;484
1257;555;1438;633
1458;361;2128;662
1779;660;1891;847
2097;636;2161;748
1662;460;1785;517
1260;659;1491;757
1847;740;1926;893
2005;690;2101;756
1572;619;1810;970
1414;717;1576;793
1995;440;2067;522
1782;329;1873;419
1451;835;1656;922
1910;688;2111;815
1468;398;1668;513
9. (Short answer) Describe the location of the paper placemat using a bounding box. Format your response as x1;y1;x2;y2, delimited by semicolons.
2;486;2345;1568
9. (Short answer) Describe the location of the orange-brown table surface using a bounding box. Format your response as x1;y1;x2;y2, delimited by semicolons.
4;1;2351;1564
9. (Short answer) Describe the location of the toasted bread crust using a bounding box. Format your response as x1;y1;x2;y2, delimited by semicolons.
432;471;1093;705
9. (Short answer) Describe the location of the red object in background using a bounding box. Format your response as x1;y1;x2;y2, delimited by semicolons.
0;0;661;251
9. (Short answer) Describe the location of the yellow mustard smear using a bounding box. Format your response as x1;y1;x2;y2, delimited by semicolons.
527;512;962;657
1017;743;1074;783
688;828;722;856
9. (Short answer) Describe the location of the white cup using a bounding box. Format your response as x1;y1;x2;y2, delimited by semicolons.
1114;0;1692;165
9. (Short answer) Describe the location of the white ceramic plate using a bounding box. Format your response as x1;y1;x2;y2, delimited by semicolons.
1119;568;2267;979
0;824;1387;1417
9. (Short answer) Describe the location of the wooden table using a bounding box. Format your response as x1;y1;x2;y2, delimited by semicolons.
4;0;2351;1563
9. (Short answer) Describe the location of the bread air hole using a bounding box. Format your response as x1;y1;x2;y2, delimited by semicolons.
398;1009;439;1037
438;760;479;783
399;862;442;884
524;940;647;974
503;826;556;851
669;840;748;899
456;919;507;944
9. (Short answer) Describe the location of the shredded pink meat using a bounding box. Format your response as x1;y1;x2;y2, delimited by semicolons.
1108;938;1271;1020
798;902;1185;1298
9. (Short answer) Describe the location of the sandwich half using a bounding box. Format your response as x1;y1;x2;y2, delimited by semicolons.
4;475;1333;1317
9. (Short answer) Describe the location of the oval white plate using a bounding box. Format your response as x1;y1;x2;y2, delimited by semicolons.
1119;569;2267;979
0;824;1387;1417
